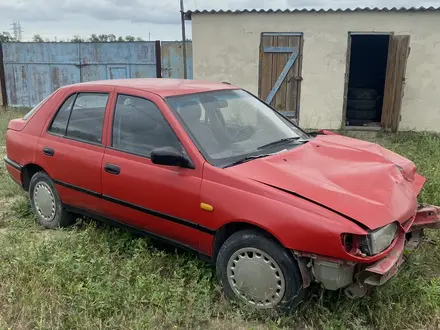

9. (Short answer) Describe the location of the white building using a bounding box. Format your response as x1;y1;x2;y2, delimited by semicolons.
185;7;440;132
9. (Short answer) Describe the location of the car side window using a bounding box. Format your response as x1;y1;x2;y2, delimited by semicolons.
48;94;76;135
112;94;181;157
66;93;108;144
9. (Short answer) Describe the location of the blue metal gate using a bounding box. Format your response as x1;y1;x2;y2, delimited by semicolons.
1;41;193;107
161;41;193;79
79;42;157;83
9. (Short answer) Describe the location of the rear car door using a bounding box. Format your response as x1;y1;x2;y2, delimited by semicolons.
36;86;114;214
101;88;209;252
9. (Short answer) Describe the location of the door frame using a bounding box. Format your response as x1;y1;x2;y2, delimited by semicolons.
381;35;411;132
258;32;304;121
341;31;394;130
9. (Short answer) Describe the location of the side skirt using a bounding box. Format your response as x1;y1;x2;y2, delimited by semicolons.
64;204;213;264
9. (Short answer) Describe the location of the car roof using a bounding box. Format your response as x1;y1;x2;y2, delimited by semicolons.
66;78;239;97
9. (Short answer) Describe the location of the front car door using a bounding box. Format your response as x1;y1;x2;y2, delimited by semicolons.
101;88;211;253
36;85;115;214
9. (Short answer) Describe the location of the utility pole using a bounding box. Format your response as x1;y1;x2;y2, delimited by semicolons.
180;0;187;79
11;21;23;41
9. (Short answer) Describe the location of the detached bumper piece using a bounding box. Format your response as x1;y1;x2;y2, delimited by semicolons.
309;205;440;298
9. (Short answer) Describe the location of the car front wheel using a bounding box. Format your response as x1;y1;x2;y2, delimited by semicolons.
216;229;305;310
29;172;76;229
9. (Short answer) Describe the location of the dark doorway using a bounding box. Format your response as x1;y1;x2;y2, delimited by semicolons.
345;34;390;127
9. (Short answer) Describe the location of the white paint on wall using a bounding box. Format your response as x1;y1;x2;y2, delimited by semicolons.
191;11;440;131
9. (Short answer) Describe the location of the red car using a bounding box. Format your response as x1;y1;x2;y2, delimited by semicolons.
4;79;440;309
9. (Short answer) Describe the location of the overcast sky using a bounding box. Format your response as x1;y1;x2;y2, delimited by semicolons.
1;0;440;41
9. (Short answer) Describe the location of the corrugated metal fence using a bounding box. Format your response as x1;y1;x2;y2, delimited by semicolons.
0;41;193;107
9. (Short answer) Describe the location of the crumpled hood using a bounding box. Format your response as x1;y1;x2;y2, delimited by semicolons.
226;134;425;230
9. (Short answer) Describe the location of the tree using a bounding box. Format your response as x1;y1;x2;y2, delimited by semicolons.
0;31;14;43
68;33;146;43
98;34;109;42
71;35;84;42
88;34;100;42
32;34;44;42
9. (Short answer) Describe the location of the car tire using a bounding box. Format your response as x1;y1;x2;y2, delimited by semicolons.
216;229;305;310
29;172;76;229
347;99;377;110
346;108;377;120
347;88;378;100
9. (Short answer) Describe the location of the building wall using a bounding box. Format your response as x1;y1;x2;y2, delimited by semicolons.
191;11;440;131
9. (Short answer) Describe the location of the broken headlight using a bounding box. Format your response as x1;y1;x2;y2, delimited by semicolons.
360;223;398;256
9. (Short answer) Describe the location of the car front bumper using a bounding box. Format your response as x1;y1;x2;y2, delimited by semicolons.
296;204;440;297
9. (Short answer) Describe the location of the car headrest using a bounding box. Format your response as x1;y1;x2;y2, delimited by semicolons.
178;100;202;122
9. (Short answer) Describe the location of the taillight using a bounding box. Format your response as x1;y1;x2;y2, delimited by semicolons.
7;118;26;131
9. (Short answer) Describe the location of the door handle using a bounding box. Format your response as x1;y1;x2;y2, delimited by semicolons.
104;163;120;175
43;147;54;156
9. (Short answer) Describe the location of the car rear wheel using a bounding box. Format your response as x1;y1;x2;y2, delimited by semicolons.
29;172;76;229
216;229;305;310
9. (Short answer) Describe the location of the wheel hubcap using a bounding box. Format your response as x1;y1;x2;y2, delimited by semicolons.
227;247;286;308
33;182;56;222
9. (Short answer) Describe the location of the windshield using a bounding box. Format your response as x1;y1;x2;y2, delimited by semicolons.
166;89;310;167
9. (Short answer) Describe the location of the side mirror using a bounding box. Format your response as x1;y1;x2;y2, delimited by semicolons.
151;146;194;169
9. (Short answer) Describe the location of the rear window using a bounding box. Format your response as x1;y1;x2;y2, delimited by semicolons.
48;92;109;145
66;93;108;144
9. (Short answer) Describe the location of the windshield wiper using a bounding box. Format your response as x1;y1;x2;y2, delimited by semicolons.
223;154;272;168
257;137;301;150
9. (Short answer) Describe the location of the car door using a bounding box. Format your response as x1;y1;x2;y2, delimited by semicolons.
36;86;115;214
101;88;209;252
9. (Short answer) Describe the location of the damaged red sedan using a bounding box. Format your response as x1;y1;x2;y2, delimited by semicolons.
4;79;440;310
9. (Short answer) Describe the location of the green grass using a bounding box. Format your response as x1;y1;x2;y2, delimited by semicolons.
0;109;440;329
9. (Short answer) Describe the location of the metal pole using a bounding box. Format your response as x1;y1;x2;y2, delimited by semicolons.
180;0;187;79
0;43;8;107
155;40;162;78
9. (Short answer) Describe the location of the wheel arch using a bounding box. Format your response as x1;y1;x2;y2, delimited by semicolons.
21;163;46;191
212;220;287;263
